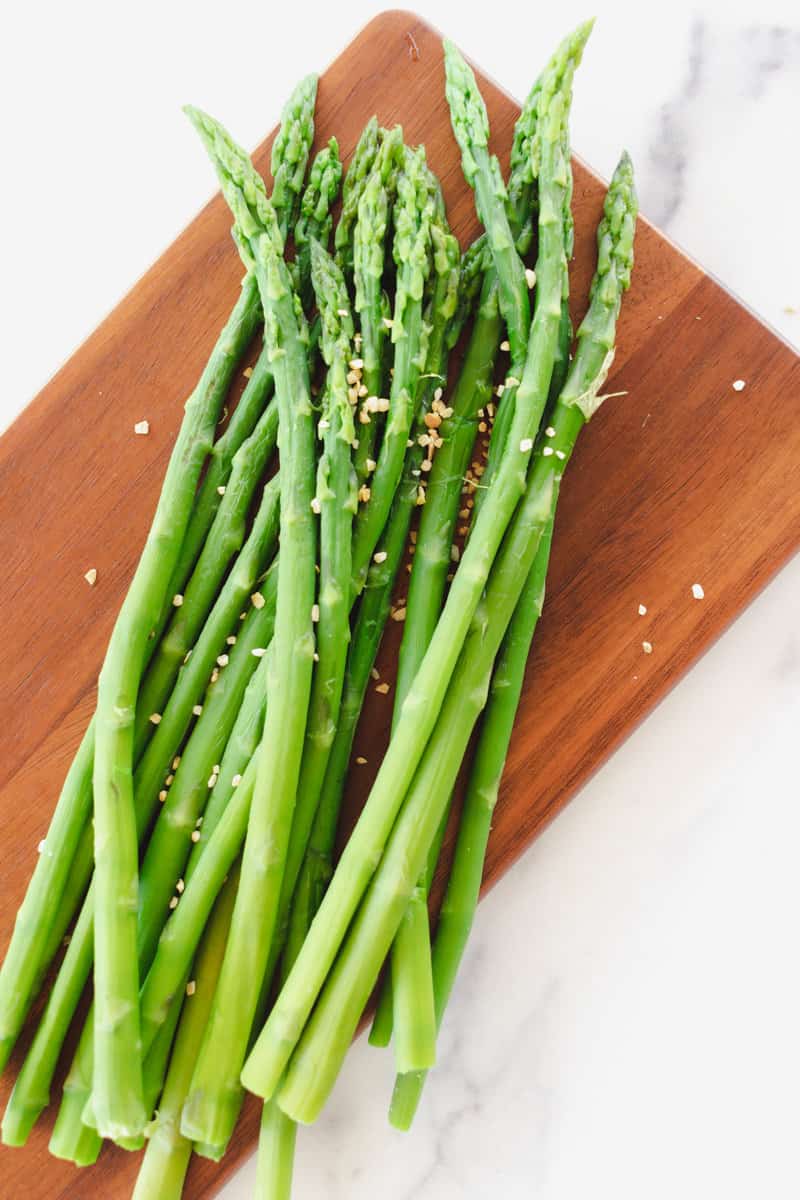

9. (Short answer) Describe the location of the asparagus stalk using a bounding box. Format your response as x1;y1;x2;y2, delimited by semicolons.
275;153;636;1124
138;771;254;1059
349;146;435;596
181;243;358;1160
132;432;279;813
134;482;279;949
389;292;574;1127
77;557;280;1140
126;659;268;1132
130;227;469;1094
242;43;578;1102
180;105;318;1156
193;646;268;847
391;544;559;1133
7;424;279;1149
257;243;358;963
134;402;279;744
0;278;261;1083
92;291;253;1140
277;504;409;977
371;38;576;1058
351;127;403;485
334;117;381;277
4;572;277;1150
154;334;273;647
12;75;316;1142
160;73;320;610
256;1101;297;1200
132;869;240;1200
368;279;500;1052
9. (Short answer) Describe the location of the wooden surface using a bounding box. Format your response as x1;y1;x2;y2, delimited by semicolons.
1;9;799;1198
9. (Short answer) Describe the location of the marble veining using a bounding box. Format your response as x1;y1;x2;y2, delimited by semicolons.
647;19;706;229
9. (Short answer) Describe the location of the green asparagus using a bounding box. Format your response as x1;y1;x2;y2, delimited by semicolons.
242;36;578;1102
334;117;381;276
274;150;636;1123
180;105;318;1155
132;869;239;1200
0;274;260;1082
370;32;581;1058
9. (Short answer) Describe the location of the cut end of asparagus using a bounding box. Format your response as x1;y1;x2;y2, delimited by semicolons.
388;1068;426;1132
49;1091;103;1167
192;1138;228;1162
1;1096;46;1147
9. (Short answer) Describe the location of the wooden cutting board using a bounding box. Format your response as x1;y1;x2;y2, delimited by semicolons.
2;10;799;1198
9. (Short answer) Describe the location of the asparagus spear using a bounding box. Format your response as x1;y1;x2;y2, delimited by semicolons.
66;96;319;1145
129;229;469;1090
274;154;637;1124
134;408;279;776
257;242;358;961
5;407;280;1150
334;117;381;276
351;127;403;485
389;292;574;1127
161;73;321;610
371;38;576;1058
3;571;278;1151
242;43;577;1102
256;1100;297;1200
132;869;240;1200
180;244;358;1161
91;282;261;1140
349;145;435;596
2;74;318;1140
0;277;260;1083
134;477;279;946
194;646;268;846
180;106;318;1156
78;557;281;1142
472;22;592;487
444;40;531;367
121;655;269;1134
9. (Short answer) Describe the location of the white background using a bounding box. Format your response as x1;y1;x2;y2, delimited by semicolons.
4;2;800;1198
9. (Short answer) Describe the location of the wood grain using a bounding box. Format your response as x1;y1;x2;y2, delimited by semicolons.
1;10;799;1198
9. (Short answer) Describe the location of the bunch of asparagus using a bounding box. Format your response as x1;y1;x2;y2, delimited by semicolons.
0;18;637;1198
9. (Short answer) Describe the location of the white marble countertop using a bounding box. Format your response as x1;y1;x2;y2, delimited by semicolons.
5;2;800;1197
